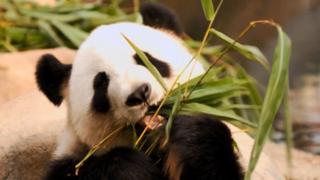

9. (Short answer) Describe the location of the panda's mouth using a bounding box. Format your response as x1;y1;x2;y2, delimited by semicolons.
133;104;166;130
142;114;166;130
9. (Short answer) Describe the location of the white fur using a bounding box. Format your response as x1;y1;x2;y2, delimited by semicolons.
54;22;204;157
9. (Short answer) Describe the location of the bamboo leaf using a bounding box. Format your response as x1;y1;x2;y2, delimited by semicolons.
210;29;270;70
122;34;168;91
37;20;65;46
164;84;182;146
201;0;215;21
284;74;293;167
167;78;247;104
221;104;261;110
185;83;245;102
0;0;165;51
233;64;263;122
182;103;257;128
202;45;224;55
21;9;80;22
53;3;96;13
51;20;88;47
235;65;263;107
171;67;224;93
74;11;109;20
245;26;291;180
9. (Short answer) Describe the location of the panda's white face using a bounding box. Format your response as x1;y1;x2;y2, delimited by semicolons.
65;23;204;146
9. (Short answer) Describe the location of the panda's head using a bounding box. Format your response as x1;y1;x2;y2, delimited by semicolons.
36;3;203;146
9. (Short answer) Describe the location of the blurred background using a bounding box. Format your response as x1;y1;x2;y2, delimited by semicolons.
1;0;319;155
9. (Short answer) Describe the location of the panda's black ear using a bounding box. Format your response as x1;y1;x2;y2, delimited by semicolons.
140;3;183;36
35;54;72;106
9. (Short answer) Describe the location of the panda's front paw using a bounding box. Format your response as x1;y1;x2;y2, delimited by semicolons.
88;147;164;180
45;157;78;180
45;147;164;180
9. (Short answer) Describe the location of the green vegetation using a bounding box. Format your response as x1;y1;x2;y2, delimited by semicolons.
1;1;292;179
0;0;140;51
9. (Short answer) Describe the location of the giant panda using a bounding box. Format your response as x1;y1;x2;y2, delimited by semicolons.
35;3;244;180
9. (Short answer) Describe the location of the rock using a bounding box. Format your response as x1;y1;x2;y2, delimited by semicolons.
265;142;320;180
0;91;67;180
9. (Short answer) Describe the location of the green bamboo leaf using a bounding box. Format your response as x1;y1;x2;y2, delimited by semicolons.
245;26;291;180
167;78;247;104
53;3;96;13
21;9;80;22
164;85;182;146
184;39;203;48
74;11;109;20
201;45;224;55
203;91;249;106
236;65;263;106
173;67;224;91
182;103;257;128
122;34;168;91
51;20;88;47
233;64;263;122
37;20;65;46
210;29;270;70
196;78;248;89
283;74;293;167
221;104;260;110
185;83;245;102
201;0;215;21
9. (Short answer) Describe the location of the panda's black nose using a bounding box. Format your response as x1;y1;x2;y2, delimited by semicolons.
126;83;151;107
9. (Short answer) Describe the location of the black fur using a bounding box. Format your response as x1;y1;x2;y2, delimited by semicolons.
45;147;164;180
126;83;151;106
141;3;183;36
133;52;171;78
45;156;78;180
92;72;111;113
167;115;244;180
35;54;72;106
45;115;243;180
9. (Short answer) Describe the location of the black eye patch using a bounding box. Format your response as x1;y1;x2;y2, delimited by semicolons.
91;72;111;113
133;52;171;78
